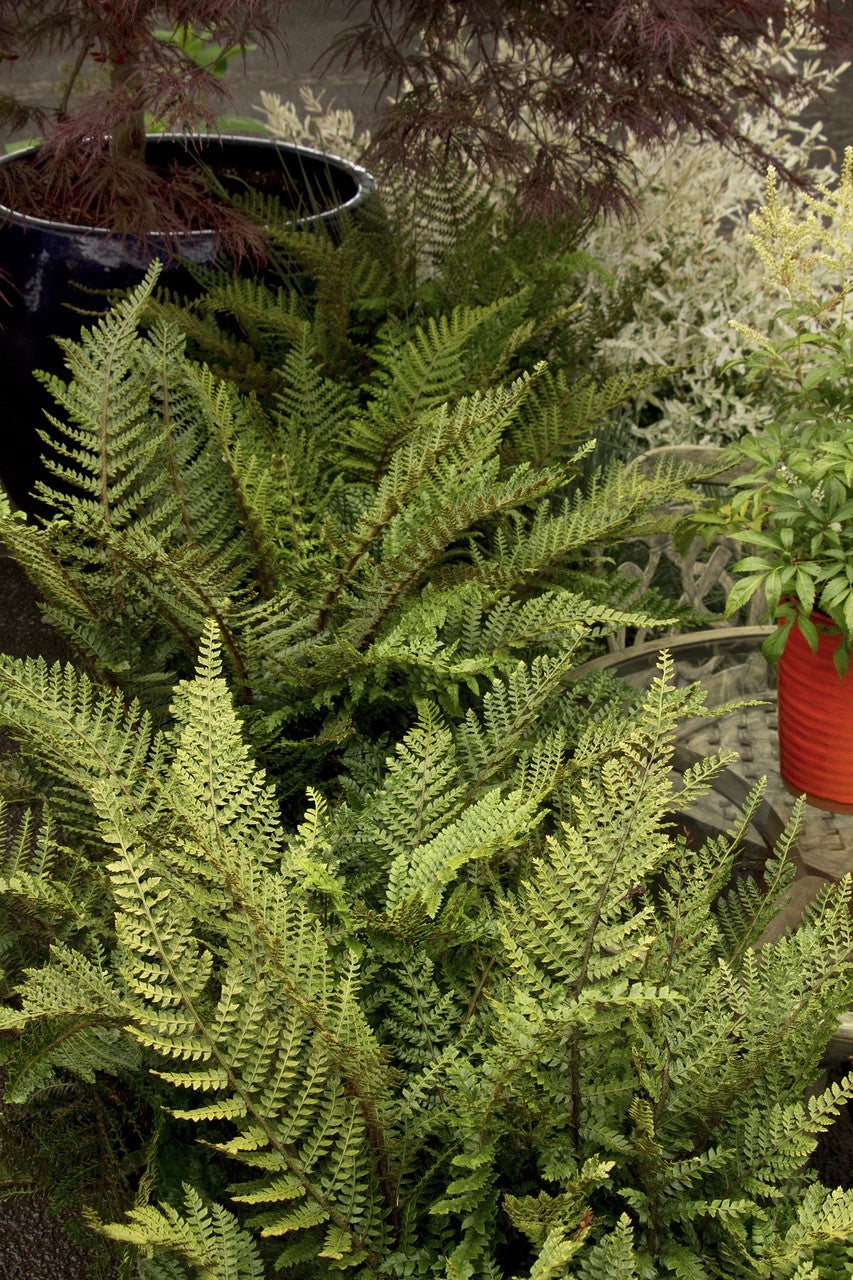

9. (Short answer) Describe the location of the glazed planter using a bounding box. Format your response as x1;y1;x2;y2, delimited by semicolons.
0;134;374;509
777;612;853;813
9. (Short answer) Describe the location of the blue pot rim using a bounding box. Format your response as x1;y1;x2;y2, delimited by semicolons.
0;133;376;238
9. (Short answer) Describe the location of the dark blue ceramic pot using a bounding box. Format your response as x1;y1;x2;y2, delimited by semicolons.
0;134;374;508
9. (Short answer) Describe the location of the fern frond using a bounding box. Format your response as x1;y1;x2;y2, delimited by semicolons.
452;653;577;793
461;456;693;591
317;370;546;629
370;701;466;854
754;1183;853;1278
0;499;100;620
96;1183;265;1280
0;805;100;993
167;622;285;873
146;288;277;398
501;366;666;472
571;1214;639;1279
340;297;536;478
0;655;165;828
385;785;541;920
716;795;803;964
33;265;166;526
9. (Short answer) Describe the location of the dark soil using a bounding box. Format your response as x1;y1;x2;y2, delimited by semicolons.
0;149;308;234
812;1060;853;1188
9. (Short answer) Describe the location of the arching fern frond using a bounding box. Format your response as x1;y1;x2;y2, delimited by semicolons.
339;297;538;479
96;1184;265;1280
457;455;694;591
501;366;667;472
34;266;167;528
0;655;165;828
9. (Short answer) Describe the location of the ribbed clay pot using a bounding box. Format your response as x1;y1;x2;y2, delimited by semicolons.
777;612;853;813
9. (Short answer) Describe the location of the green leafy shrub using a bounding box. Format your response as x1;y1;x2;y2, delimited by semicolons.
694;151;853;669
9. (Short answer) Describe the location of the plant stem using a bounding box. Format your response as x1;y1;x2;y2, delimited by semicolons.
109;49;145;164
58;42;90;119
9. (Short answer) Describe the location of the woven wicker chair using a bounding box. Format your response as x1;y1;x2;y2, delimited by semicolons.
604;443;766;652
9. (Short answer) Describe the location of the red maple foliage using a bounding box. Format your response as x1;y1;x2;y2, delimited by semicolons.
335;0;853;224
0;1;850;248
0;0;296;255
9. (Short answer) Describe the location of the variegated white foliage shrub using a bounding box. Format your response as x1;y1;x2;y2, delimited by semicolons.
581;49;842;447
256;41;847;448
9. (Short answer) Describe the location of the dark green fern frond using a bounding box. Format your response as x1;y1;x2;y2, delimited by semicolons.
34;267;169;528
0;803;100;994
384;784;541;922
501;366;667;472
452;653;578;795
103;530;254;696
340;297;538;479
0;655;165;822
454;455;694;593
317;370;546;627
274;319;351;454
0;494;100;621
443;587;674;664
369;700;466;855
174;268;307;355
145;288;277;399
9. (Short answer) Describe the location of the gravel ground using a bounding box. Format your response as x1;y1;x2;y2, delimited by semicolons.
0;1198;103;1280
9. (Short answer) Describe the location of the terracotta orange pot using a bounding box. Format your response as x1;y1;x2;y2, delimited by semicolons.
776;612;853;813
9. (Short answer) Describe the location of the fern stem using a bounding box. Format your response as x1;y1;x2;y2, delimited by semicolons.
569;1039;583;1154
215;434;276;600
313;515;394;633
462;956;496;1027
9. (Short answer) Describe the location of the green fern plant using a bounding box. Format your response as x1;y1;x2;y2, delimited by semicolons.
0;261;691;807
0;221;850;1278
149;159;643;402
1;633;852;1278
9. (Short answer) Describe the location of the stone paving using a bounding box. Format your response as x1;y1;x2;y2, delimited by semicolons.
0;0;375;143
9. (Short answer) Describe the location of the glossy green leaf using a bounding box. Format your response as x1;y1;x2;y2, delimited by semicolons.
761;621;791;665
